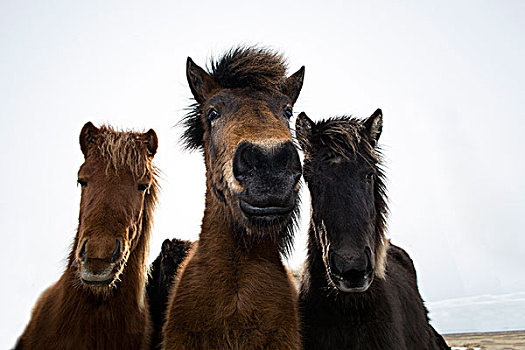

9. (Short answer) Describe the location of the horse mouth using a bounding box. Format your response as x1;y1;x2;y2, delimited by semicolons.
81;276;116;286
239;199;295;218
79;263;120;287
328;270;373;293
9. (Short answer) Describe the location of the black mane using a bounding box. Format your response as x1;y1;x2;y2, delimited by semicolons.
210;46;287;92
181;46;289;151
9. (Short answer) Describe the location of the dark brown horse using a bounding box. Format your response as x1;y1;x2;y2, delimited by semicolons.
296;110;450;349
147;238;192;349
16;122;159;350
162;47;305;349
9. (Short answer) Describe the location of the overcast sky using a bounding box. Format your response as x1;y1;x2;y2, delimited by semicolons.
1;0;524;346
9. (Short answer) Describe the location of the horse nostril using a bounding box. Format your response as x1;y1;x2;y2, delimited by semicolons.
283;142;302;183
79;239;87;263
329;251;346;276
233;142;255;183
112;240;121;263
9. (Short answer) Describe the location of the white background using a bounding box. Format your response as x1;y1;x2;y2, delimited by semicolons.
2;0;524;347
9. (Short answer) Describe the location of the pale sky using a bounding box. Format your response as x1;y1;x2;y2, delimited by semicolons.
1;0;524;346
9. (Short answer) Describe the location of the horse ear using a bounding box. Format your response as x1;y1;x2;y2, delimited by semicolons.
363;108;383;147
162;239;172;251
80;122;99;157
295;112;314;152
143;129;158;157
282;66;305;104
161;239;172;258
186;57;219;103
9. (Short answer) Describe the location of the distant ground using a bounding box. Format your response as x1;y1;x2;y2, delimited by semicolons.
427;292;525;334
444;330;525;350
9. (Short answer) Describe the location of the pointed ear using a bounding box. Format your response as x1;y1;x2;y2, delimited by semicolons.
161;239;172;258
186;57;219;103
282;66;305;104
161;239;172;252
363;108;383;147
143;129;158;157
295;112;314;152
79;122;99;157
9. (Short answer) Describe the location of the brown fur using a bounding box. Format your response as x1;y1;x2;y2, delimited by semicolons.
16;123;159;350
163;47;304;349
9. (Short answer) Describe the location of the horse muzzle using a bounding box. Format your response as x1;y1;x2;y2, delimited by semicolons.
327;248;374;293
233;140;301;224
77;238;123;287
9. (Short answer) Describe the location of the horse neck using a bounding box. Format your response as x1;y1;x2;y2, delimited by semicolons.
198;188;282;268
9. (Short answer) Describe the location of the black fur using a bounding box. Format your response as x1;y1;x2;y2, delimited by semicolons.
296;112;449;349
147;238;192;349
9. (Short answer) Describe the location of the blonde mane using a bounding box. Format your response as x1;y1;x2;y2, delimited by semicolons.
95;125;158;180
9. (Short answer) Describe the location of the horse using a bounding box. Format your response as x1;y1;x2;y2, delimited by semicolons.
147;238;192;349
15;122;159;350
295;110;450;349
162;46;305;349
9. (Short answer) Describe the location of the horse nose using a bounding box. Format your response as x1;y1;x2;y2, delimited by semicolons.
329;249;372;281
79;237;122;264
78;238;121;284
233;141;301;185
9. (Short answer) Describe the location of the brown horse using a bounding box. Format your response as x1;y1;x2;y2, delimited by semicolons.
16;122;159;350
162;47;305;349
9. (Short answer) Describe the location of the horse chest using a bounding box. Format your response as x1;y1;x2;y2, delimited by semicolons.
212;263;293;326
38;287;147;347
302;296;407;350
169;255;298;349
305;317;405;350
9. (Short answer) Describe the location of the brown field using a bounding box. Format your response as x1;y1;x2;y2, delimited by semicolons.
444;330;525;350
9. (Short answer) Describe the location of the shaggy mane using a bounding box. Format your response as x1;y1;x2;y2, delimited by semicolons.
300;116;380;163
209;46;287;92
95;125;158;181
181;46;289;151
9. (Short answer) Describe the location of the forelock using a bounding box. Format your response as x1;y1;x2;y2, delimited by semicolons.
209;46;288;92
94;125;156;179
308;117;379;163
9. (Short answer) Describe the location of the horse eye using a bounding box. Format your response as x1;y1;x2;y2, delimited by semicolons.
138;184;149;191
206;108;220;122
77;179;88;187
283;107;293;119
365;172;375;181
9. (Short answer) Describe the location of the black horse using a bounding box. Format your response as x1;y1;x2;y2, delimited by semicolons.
147;238;192;349
296;110;449;350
